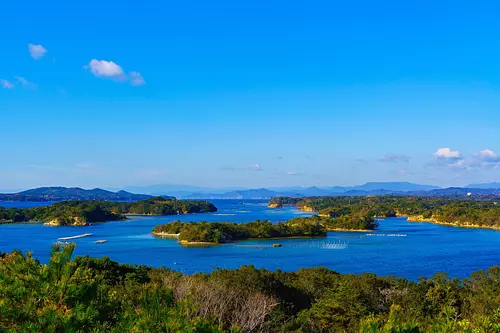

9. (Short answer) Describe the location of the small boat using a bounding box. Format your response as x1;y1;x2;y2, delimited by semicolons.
58;233;93;241
272;243;282;247
94;240;108;244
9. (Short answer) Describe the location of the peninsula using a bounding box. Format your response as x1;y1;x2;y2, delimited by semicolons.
269;196;500;230
0;197;217;226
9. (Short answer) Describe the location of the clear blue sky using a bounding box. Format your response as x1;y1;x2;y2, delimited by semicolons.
1;0;499;190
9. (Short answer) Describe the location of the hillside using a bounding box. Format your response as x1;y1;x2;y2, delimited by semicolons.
0;187;157;202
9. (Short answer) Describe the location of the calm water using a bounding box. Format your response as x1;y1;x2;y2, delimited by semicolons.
1;200;500;280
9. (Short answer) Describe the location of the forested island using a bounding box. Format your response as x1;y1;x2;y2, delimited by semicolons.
2;244;500;332
0;197;217;226
153;218;326;244
269;196;500;230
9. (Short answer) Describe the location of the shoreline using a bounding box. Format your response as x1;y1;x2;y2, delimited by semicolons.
326;228;373;232
125;211;216;217
248;235;326;240
179;240;219;246
152;232;327;245
0;211;213;227
152;232;180;238
406;216;500;231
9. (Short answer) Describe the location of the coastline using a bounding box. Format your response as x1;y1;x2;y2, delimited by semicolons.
152;232;180;238
152;232;327;245
0;211;212;227
326;228;373;232
406;215;500;231
125;211;215;217
248;235;326;240
179;240;220;246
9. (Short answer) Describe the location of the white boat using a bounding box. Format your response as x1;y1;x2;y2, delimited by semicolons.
58;233;93;241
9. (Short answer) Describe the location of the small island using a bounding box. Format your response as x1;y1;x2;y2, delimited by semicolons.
0;197;217;226
153;218;326;245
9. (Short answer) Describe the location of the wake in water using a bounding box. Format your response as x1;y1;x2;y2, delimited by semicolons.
366;233;407;237
230;240;348;250
213;213;237;216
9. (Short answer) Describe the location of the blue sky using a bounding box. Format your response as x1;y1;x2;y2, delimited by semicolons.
1;0;499;190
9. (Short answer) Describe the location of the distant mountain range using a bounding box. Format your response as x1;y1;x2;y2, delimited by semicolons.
0;187;154;202
117;184;248;198
118;182;442;198
141;182;498;199
1;182;500;202
179;188;499;200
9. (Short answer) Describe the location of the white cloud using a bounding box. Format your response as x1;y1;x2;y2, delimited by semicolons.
129;72;145;86
429;147;469;170
85;60;145;86
430;148;500;171
248;164;263;171
447;160;468;169
221;164;264;172
475;149;500;163
16;76;29;85
1;79;14;89
468;149;500;170
28;44;48;59
87;59;125;78
434;148;462;160
15;76;36;88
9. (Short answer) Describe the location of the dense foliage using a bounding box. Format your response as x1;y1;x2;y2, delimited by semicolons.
113;197;217;215
270;196;500;229
153;219;326;243
0;201;125;226
284;215;378;231
2;245;500;332
0;197;217;226
268;197;303;208
322;213;379;230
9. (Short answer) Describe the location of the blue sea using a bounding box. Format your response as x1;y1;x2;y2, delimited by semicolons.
1;200;500;280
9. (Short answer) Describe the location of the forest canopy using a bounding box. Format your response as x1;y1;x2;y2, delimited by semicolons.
269;196;500;229
1;245;500;332
153;218;326;243
0;197;217;226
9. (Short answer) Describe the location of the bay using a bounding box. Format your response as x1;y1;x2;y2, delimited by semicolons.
1;199;500;280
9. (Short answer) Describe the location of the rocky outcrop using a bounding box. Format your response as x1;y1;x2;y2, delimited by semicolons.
406;215;436;222
300;206;315;212
44;216;89;227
